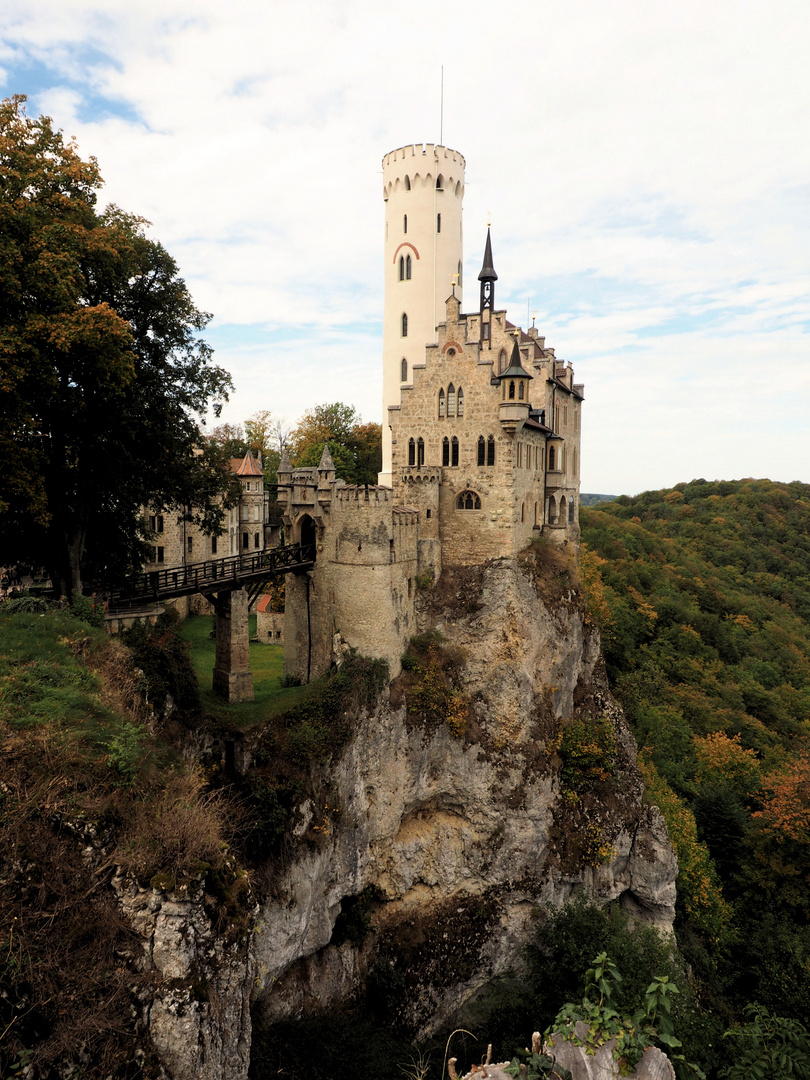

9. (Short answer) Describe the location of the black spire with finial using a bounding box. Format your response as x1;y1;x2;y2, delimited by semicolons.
478;226;498;316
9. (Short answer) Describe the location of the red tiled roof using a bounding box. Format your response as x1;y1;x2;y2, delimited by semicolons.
230;450;263;478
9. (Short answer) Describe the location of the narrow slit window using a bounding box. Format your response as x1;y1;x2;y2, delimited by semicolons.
417;437;425;466
437;212;441;233
406;254;412;279
401;312;408;337
487;435;495;466
438;388;446;418
399;256;405;281
403;214;407;233
451;436;459;466
401;358;408;382
442;437;450;466
457;388;464;416
408;438;415;466
477;436;485;467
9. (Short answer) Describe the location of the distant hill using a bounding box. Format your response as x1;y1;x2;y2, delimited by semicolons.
580;478;810;1037
579;493;618;506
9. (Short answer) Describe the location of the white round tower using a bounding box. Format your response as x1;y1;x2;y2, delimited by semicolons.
379;143;465;486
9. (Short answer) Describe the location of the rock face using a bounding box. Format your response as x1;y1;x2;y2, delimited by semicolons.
111;871;255;1080
251;556;677;1038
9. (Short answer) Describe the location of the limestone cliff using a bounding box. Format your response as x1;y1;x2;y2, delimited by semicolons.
249;553;676;1041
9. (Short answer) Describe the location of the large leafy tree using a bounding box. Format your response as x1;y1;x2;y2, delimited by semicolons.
289;402;381;485
0;96;234;596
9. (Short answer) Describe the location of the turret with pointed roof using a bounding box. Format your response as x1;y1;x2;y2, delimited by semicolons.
478;227;498;348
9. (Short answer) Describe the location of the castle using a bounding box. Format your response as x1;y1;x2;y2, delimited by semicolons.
137;144;583;688
276;143;584;683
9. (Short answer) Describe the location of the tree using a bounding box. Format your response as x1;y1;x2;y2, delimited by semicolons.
288;402;381;485
0;96;234;596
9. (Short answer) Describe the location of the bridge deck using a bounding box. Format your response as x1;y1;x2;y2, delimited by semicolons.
108;542;315;607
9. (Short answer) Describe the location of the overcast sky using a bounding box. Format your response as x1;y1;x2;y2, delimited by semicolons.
2;0;808;496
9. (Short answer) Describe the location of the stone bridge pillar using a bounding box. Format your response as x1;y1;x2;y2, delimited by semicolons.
212;587;254;703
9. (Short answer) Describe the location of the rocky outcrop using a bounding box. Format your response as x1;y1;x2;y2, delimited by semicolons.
111;871;255;1080
250;556;677;1038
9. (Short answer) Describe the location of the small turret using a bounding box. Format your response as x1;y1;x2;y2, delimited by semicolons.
317;443;336;504
497;338;532;433
478;227;498;347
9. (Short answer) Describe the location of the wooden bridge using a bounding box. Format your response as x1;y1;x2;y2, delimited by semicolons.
108;542;316;704
108;542;315;608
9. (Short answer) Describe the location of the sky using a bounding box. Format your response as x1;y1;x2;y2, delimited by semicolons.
2;0;808;496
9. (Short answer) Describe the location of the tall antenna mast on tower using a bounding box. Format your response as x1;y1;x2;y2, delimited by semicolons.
440;66;444;145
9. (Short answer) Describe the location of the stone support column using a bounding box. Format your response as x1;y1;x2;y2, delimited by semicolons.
212;587;254;703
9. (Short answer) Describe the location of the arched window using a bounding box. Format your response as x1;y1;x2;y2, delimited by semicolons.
438;388;446;418
401;312;408;337
442;437;450;466
509;381;515;400
518;382;524;400
451;436;459;466
437;213;441;233
499;349;507;373
399;256;405;281
401;358;408;382
242;532;249;549
521;502;525;523
436;174;444;189
408;438;415;466
406;254;412;279
417;437;425;466
403;214;407;233
569;499;576;524
447;383;456;417
254;532;260;548
404;175;411;190
487;434;495;466
456;491;481;511
477;436;485;467
548;496;558;525
548;445;556;470
457;388;464;416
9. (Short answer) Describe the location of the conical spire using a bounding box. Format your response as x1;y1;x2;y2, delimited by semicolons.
498;337;532;380
318;442;335;472
478;226;498;282
278;447;292;474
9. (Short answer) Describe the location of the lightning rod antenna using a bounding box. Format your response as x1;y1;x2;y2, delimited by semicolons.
440;66;444;145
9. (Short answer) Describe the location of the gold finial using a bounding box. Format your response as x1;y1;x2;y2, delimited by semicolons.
451;272;459;286
487;211;491;227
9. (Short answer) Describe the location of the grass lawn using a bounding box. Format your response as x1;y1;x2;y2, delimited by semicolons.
178;613;312;727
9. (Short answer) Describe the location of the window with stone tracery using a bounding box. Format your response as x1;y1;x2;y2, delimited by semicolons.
438;388;445;418
447;383;456;417
456;490;481;511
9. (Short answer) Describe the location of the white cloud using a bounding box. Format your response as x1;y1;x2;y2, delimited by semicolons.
2;0;809;494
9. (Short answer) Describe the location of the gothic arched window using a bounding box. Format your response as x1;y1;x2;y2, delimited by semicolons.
399;256;405;281
438;388;445;418
487;434;495;466
442;437;450;466
401;358;408;382
499;349;507;373
509;381;515;400
403;214;407;234
401;312;408;337
406;254;412;279
456;491;481;511
408;438;415;466
451;436;459;466
447;383;456;417
404;175;411;190
477;436;485;467
417;437;425;466
457;388;464;416
518;382;524;400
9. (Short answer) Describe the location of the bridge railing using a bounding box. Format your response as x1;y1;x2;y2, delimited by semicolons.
109;542;316;605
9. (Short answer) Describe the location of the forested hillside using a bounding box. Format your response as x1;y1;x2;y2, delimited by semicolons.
581;479;810;1032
